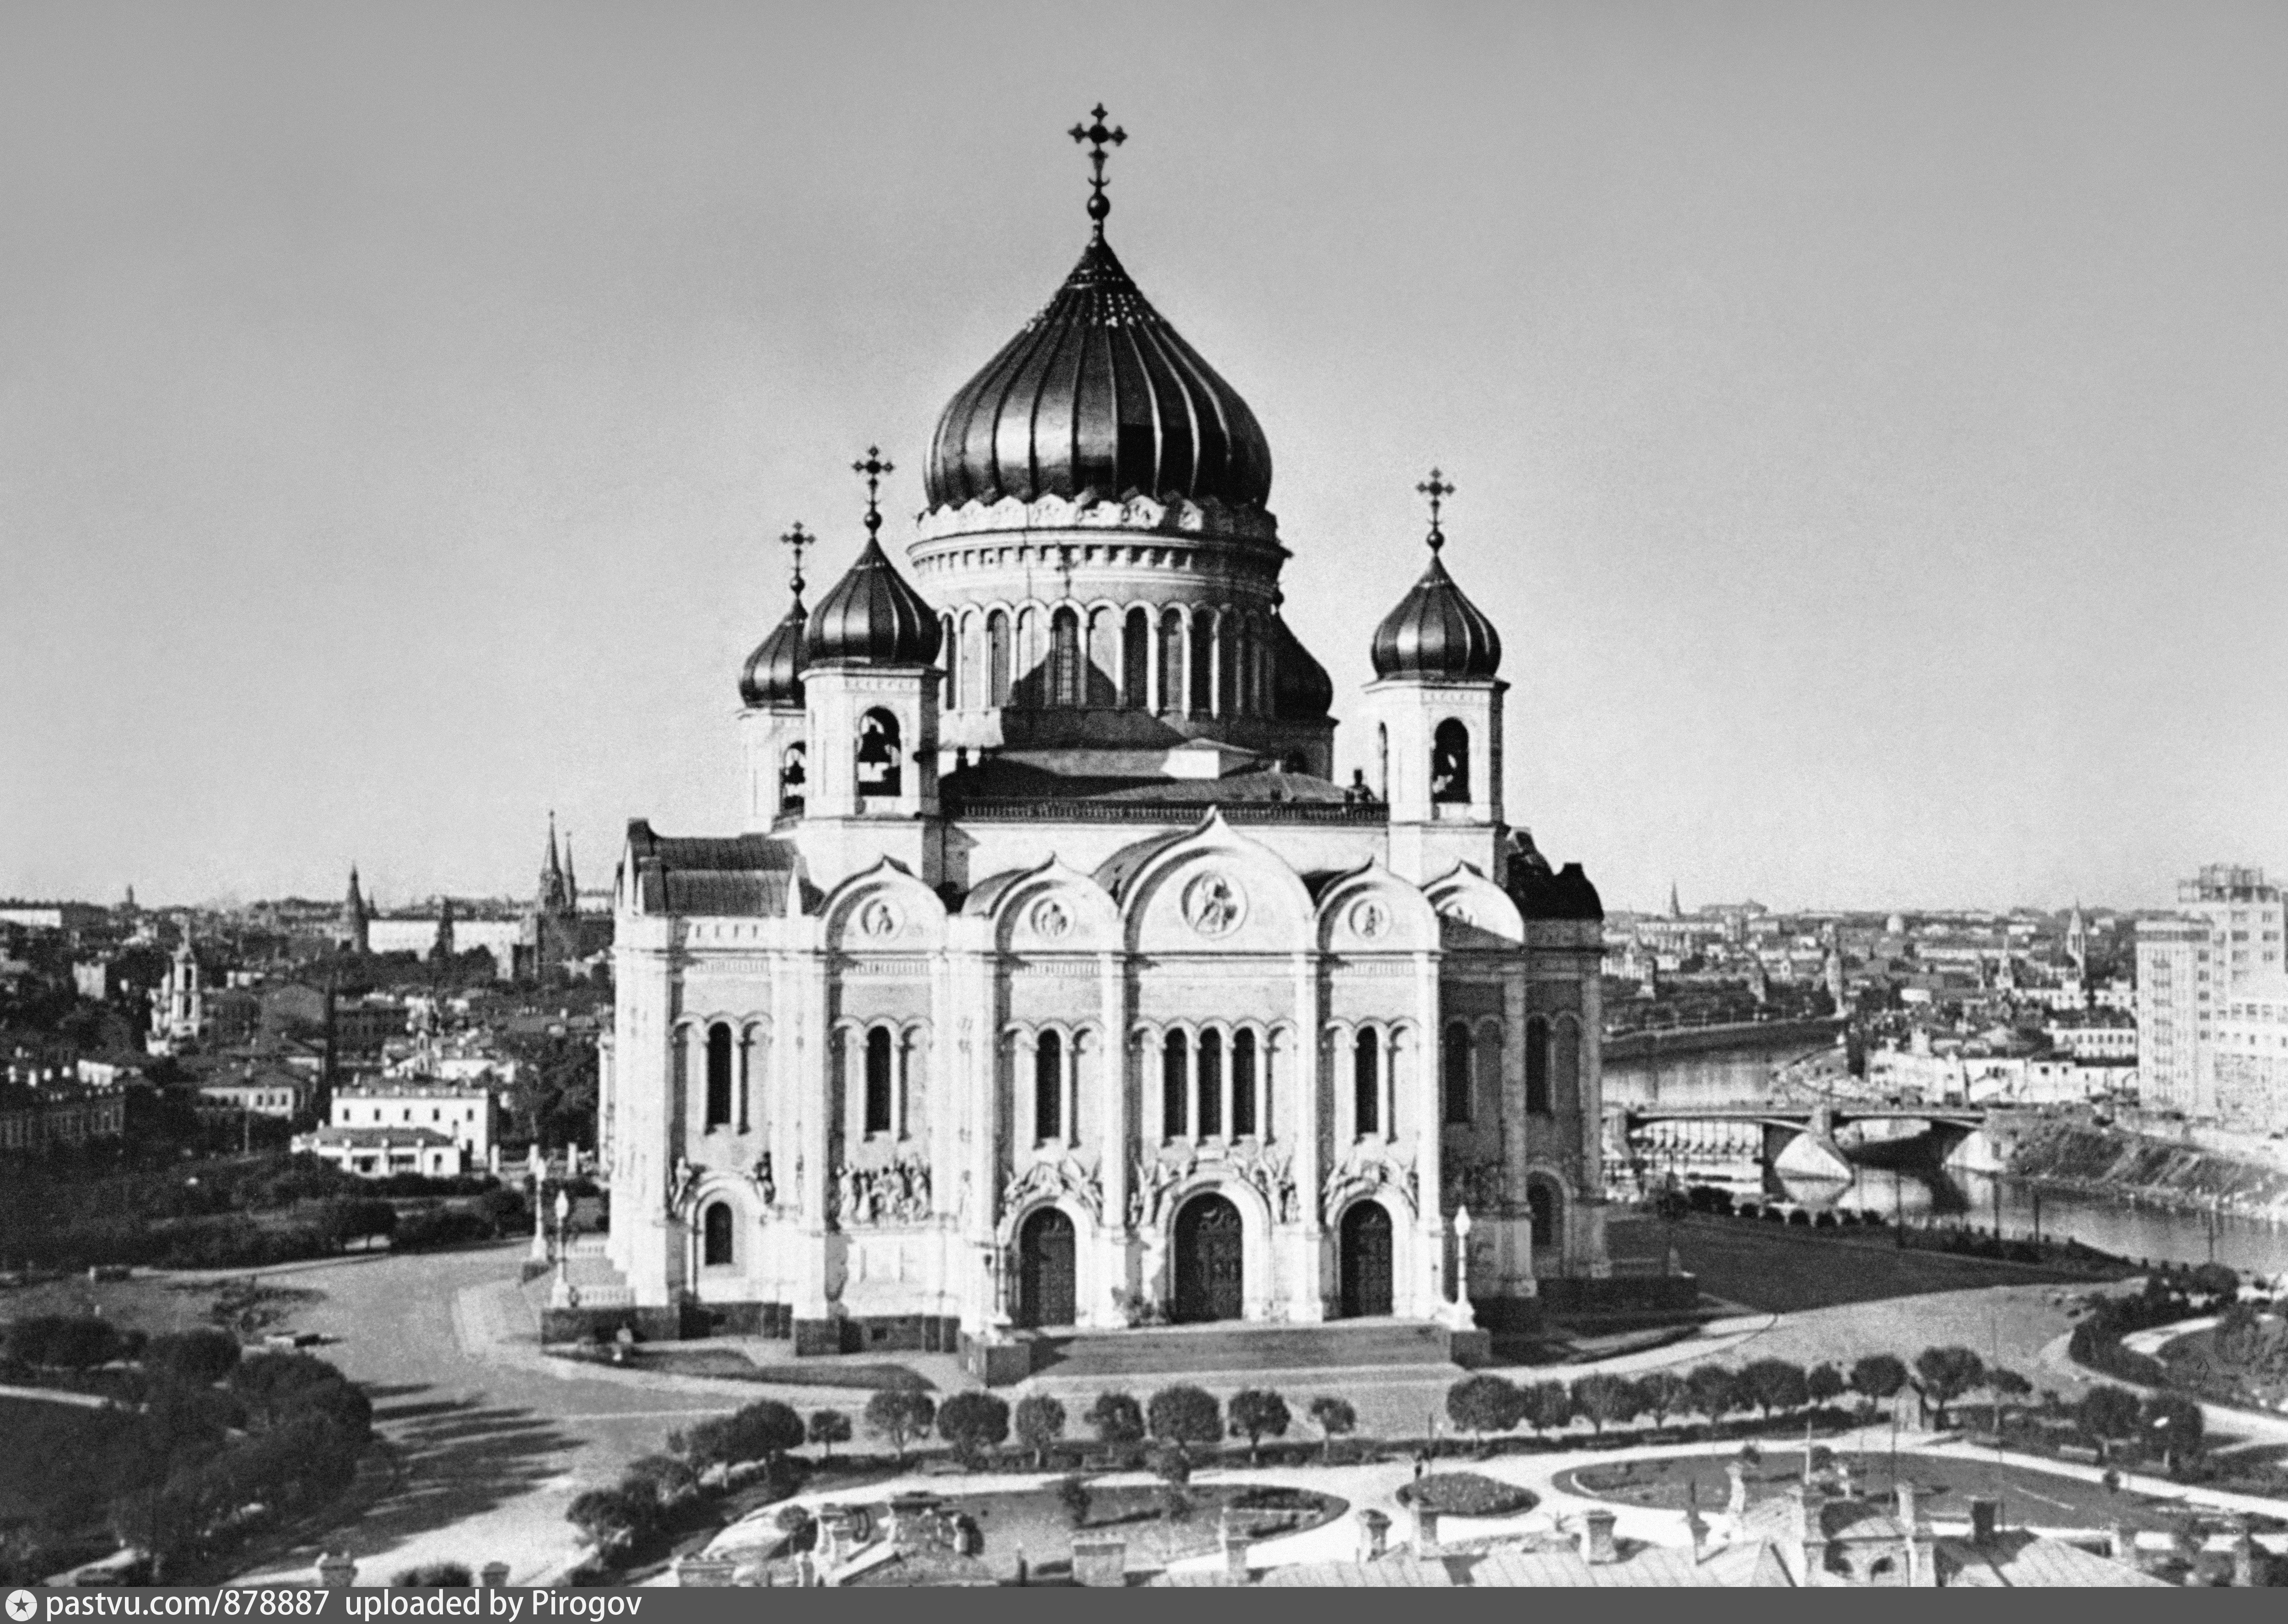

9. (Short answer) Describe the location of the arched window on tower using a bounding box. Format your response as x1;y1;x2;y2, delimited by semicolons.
857;709;902;800
939;614;958;710
1159;609;1186;715
702;1201;734;1267
1231;1028;1258;1137
1196;1028;1223;1139
1432;719;1471;805
1050;607;1083;709
1232;618;1252;716
1123;608;1150;710
705;1023;733;1129
1376;724;1390;801
1034;1030;1063;1142
1354;1028;1381;1136
1524;1016;1552;1115
779;742;806;817
1443;1021;1472;1125
865;1027;894;1135
1162;1030;1188;1139
1190;612;1214;717
988;609;1012;706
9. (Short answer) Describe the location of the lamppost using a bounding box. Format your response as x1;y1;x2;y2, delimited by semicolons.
554;1187;572;1282
529;1151;550;1264
1451;1205;1474;1327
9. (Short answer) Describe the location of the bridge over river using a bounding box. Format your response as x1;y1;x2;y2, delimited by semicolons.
1605;1099;2017;1180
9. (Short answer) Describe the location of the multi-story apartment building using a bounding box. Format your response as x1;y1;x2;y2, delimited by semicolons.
2136;865;2286;1118
2211;974;2288;1136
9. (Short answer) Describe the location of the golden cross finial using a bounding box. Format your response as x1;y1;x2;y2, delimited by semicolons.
778;521;813;599
1417;468;1456;551
1068;102;1127;234
851;446;894;542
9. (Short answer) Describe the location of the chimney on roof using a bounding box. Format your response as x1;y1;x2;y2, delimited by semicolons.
2232;1517;2257;1588
1356;1509;1390;1562
2107;1521;2137;1569
1894;1480;1917;1527
1968;1497;1999;1547
1219;1508;1251;1581
1582;1508;1619;1565
1412;1503;1442;1553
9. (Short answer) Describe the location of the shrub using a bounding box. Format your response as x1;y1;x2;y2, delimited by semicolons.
391;1564;473;1587
863;1389;938;1463
1014;1394;1066;1468
144;1328;242;1387
2140;1391;2204;1467
937;1391;1011;1464
621;1454;698;1508
1521;1379;1574;1437
807;1409;852;1462
1145;1384;1221;1447
1446;1374;1522;1445
1085;1390;1145;1446
5;1315;135;1372
1307;1395;1358;1460
1055;1474;1092;1529
1226;1389;1290;1464
567;1485;657;1557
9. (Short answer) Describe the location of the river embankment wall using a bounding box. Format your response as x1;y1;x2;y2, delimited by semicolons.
2007;1119;2288;1221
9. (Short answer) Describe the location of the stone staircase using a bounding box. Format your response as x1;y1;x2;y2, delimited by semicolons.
1023;1317;1459;1381
551;1243;633;1309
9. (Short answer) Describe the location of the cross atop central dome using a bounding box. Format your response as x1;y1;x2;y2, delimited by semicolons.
923;181;1274;516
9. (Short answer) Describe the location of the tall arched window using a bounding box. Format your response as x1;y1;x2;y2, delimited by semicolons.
1354;1029;1381;1136
1190;613;1214;716
1375;724;1390;800
1196;1028;1223;1138
1443;1021;1472;1125
1162;1030;1188;1138
702;1201;734;1266
1232;618;1253;715
1035;1030;1063;1141
1431;719;1471;804
1159;609;1186;714
863;1027;894;1135
1554;1019;1582;1118
779;742;806;817
1050;607;1083;708
939;614;958;710
1231;1029;1257;1137
1525;1016;1552;1115
857;709;902;799
1123;608;1151;710
988;609;1012;706
705;1022;733;1129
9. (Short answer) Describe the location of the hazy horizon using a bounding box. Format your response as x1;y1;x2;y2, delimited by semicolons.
6;1;2286;916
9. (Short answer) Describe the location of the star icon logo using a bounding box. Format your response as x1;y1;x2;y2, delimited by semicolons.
6;1590;39;1623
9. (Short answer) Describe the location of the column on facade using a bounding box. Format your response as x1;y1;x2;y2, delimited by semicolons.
1332;1021;1353;1145
793;948;832;1320
1206;611;1224;718
1098;951;1129;1321
1412;952;1445;1315
736;1024;754;1135
894;1028;914;1141
1015;1028;1040;1146
1292;953;1326;1321
1181;1031;1198;1140
1378;1027;1397;1143
1216;1028;1234;1142
1060;1030;1080;1148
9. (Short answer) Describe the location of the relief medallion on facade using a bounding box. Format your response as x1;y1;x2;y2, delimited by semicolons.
1181;871;1246;938
857;899;902;941
1029;897;1072;941
1348;899;1389;941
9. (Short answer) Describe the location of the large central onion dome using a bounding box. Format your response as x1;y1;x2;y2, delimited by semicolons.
923;234;1274;513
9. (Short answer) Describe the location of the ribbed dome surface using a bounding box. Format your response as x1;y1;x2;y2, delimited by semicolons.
1271;617;1333;721
924;236;1274;512
1369;550;1502;680
804;538;943;666
739;597;809;708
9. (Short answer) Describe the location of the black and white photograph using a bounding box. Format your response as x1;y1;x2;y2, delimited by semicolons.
4;0;2287;1594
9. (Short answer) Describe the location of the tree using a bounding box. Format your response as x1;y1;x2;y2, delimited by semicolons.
2077;1385;2142;1463
1986;1366;2032;1417
145;1328;242;1387
1570;1373;1642;1436
1146;1385;1222;1448
697;1398;806;1466
620;1454;698;1509
1911;1346;1986;1430
2139;1392;2204;1471
1805;1363;1846;1411
7;1315;133;1372
1847;1354;1908;1422
2189;1262;2239;1303
1226;1389;1290;1465
807;1409;852;1463
1014;1394;1066;1468
937;1391;1011;1465
1085;1390;1145;1446
392;1564;473;1587
1446;1374;1522;1447
1686;1364;1738;1424
1522;1379;1575;1438
1637;1371;1690;1434
863;1390;938;1464
1739;1359;1810;1421
1307;1395;1358;1462
1055;1474;1092;1529
567;1485;657;1556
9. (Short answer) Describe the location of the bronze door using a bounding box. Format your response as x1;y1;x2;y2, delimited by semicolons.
1017;1206;1076;1328
1173;1194;1244;1323
1338;1200;1394;1318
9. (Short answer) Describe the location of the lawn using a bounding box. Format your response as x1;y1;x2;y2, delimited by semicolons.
1558;1449;2285;1533
546;1344;931;1391
753;1481;1346;1586
0;1274;325;1340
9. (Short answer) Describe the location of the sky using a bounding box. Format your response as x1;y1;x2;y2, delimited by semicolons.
3;0;2285;914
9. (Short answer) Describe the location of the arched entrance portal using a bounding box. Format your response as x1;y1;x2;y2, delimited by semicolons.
1337;1201;1393;1318
1172;1193;1244;1323
1016;1207;1076;1328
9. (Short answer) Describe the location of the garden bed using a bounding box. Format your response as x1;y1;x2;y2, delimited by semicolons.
1394;1472;1537;1517
546;1344;930;1391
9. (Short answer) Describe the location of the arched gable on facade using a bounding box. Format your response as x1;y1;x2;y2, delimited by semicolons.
820;857;947;953
1109;810;1315;957
970;855;1121;955
1423;861;1525;949
1313;858;1440;954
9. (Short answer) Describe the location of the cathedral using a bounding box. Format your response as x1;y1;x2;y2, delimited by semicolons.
593;111;1610;1374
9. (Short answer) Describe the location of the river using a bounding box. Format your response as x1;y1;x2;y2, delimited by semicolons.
1605;1038;2288;1277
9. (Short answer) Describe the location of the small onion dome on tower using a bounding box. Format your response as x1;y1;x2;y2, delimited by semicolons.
739;521;815;708
1368;468;1502;681
1270;617;1334;721
923;107;1273;514
804;447;944;666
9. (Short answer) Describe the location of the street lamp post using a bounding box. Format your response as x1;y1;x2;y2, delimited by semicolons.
554;1187;572;1283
